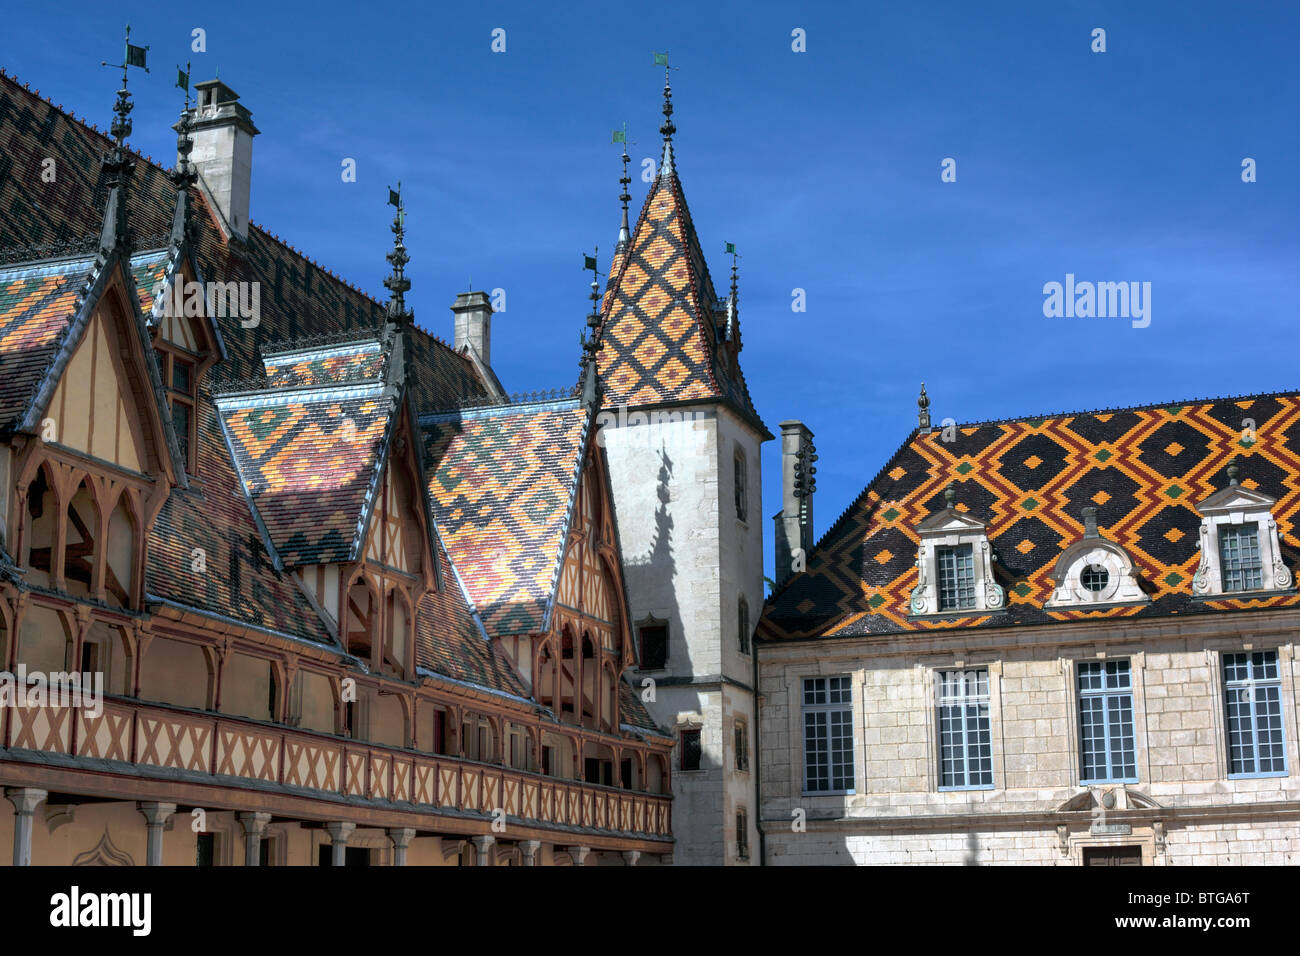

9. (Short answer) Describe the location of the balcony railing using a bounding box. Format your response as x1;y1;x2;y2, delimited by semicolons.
1;696;671;840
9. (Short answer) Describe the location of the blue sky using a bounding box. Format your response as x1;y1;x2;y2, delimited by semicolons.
5;1;1298;580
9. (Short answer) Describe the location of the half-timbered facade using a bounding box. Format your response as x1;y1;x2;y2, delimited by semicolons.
0;68;672;866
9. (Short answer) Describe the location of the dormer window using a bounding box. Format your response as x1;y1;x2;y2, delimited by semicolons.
936;544;975;610
1046;506;1149;609
1193;459;1293;598
909;483;1004;616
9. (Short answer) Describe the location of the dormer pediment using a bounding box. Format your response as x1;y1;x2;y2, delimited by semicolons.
915;508;987;537
1196;484;1276;516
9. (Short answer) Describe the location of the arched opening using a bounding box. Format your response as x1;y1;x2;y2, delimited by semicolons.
22;464;57;588
370;691;405;748
383;588;409;675
345;578;378;662
63;479;99;598
290;669;336;733
581;633;596;727
536;642;556;711
80;621;133;695
139;636;210;710
559;628;576;720
18;605;72;673
104;493;137;608
220;652;275;722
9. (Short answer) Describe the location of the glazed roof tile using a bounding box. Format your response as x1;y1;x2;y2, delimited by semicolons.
760;393;1300;642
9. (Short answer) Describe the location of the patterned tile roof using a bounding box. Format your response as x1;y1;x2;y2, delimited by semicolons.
129;249;170;316
0;256;93;424
0;71;501;654
218;382;394;567
760;393;1300;642
596;165;763;429
263;340;387;389
422;399;591;639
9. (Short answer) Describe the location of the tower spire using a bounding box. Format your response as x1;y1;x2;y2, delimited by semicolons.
654;52;676;179
97;24;149;255
618;140;632;248
581;248;602;404
167;66;199;253
384;183;413;326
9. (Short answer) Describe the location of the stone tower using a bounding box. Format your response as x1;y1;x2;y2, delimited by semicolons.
594;73;770;865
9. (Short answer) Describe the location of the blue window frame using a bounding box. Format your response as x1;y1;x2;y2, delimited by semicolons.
937;669;993;790
936;544;976;610
1219;523;1264;592
1224;650;1287;778
803;676;854;793
1077;660;1137;784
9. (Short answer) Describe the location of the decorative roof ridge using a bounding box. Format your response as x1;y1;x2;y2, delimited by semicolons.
258;327;386;357
949;386;1300;430
0;69;162;169
211;378;387;405
244;221;473;366
418;385;581;420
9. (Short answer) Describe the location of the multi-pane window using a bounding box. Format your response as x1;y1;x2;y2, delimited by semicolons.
735;809;750;861
155;347;197;472
738;597;750;654
936;544;976;610
734;719;750;772
936;669;993;789
734;450;748;521
679;728;702;771
1219;523;1264;592
803;676;854;792
1224;650;1286;777
1077;660;1137;784
639;622;668;670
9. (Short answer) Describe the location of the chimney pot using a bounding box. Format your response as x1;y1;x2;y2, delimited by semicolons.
183;79;259;241
451;290;493;367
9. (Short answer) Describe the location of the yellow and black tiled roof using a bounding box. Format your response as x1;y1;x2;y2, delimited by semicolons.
760;393;1300;642
596;164;762;429
422;398;590;639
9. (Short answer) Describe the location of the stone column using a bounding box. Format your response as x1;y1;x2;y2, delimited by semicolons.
388;827;416;866
622;850;640;867
520;840;542;866
472;834;495;867
5;788;47;866
326;821;356;867
238;811;271;866
138;802;177;866
570;845;591;867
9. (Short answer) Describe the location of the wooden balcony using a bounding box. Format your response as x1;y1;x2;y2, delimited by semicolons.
0;696;672;846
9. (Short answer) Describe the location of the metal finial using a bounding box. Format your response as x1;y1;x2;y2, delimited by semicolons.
918;382;931;430
172;68;198;190
1226;457;1240;486
944;482;957;508
384;182;412;325
98;24;147;255
655;53;676;179
618;145;632;247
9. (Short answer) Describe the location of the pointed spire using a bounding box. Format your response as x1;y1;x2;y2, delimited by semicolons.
581;248;602;405
724;242;740;343
618;142;632;249
918;382;931;431
167;66;199;252
383;183;413;326
657;53;676;179
98;24;147;256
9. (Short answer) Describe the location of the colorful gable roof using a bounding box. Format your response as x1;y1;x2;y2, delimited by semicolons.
760;392;1300;642
263;339;388;389
596;163;762;428
0;256;93;425
422;397;590;639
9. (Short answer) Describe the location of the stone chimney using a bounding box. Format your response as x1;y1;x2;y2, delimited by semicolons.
186;79;259;240
773;420;816;587
451;291;493;366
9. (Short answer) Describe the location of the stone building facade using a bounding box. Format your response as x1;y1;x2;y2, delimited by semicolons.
758;394;1300;865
